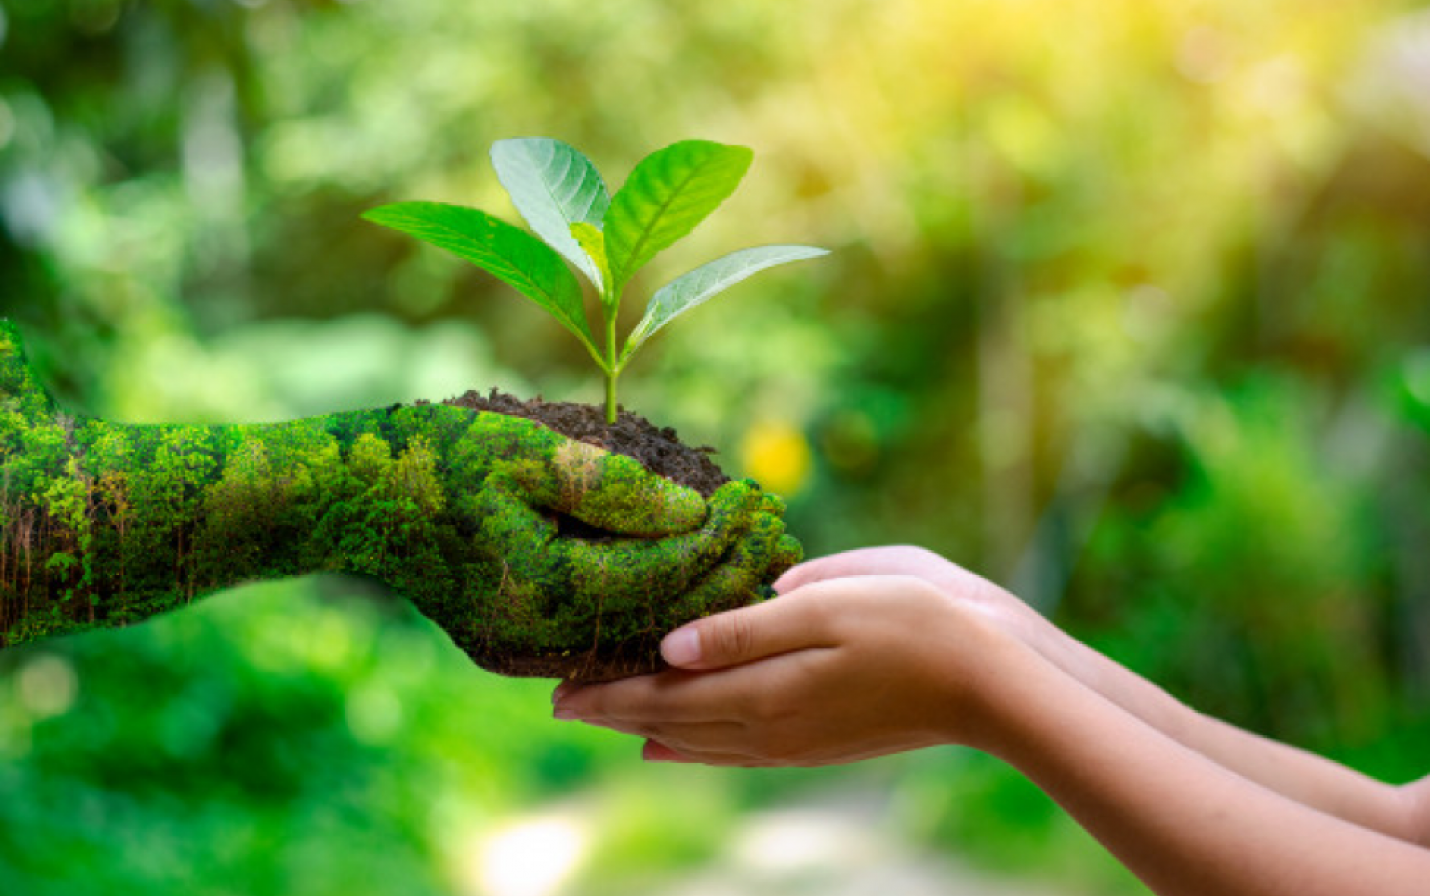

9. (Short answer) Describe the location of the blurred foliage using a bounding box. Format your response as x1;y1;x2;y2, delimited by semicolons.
3;0;1430;894
0;580;747;895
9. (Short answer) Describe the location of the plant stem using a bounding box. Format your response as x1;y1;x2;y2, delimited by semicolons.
604;306;619;425
605;369;618;425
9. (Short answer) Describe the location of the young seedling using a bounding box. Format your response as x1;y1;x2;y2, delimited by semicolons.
363;138;828;423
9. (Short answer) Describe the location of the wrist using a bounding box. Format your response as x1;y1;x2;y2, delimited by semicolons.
927;606;1070;756
981;647;1103;767
931;569;1090;677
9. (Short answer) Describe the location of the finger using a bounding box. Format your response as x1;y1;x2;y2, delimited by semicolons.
644;739;752;766
609;479;771;599
551;680;578;704
644;739;749;766
575;716;747;750
773;559;822;594
757;491;786;517
640;744;790;768
642;739;692;763
558;489;774;609
560;485;793;650
771;534;802;578
474;476;772;670
554;668;727;724
659;583;840;671
555;653;808;725
773;549;885;593
640;737;791;766
551;444;706;536
467;473;719;665
702;479;768;531
661;509;793;624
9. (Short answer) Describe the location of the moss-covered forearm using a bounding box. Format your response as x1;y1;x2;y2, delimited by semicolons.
0;322;799;678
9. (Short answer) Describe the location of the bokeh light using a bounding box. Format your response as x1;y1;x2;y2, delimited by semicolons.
3;1;1430;894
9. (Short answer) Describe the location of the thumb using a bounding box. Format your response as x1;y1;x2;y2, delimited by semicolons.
660;588;835;670
550;444;707;536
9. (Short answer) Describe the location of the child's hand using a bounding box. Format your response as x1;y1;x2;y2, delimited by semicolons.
777;545;1058;652
551;572;1044;766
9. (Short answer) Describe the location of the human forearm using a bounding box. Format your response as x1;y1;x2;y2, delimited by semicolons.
775;548;1416;836
1;401;460;640
844;542;1419;838
557;554;1430;892
1;321;799;675
985;661;1430;896
1007;611;1416;838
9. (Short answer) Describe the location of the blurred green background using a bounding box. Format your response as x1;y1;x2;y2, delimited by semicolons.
3;0;1430;894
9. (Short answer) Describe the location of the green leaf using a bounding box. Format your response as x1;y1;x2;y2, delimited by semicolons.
363;201;596;351
491;138;611;289
604;140;753;292
45;551;77;573
624;245;829;359
569;223;616;310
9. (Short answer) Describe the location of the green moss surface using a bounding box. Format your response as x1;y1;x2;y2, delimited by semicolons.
0;321;799;679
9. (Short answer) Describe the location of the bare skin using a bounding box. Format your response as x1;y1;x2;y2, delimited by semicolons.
552;545;1430;896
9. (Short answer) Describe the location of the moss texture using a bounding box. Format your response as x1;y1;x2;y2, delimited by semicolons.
0;321;800;680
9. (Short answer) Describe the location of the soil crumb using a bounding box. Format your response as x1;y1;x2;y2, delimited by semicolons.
438;389;731;497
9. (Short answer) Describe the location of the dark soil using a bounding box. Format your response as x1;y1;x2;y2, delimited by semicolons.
441;389;730;496
438;390;735;681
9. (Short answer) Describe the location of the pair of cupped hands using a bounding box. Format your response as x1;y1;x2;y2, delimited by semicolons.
551;545;1065;767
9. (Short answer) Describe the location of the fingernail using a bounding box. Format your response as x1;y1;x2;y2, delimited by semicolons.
553;707;579;720
662;628;702;666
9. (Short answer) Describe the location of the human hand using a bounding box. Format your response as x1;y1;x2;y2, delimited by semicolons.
0;319;801;675
551;572;1042;765
781;547;1148;712
448;418;801;680
775;545;1061;659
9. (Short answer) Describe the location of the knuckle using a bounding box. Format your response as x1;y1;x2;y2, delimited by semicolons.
902;543;936;558
577;690;609;718
708;612;757;663
793;594;840;641
901;574;946;602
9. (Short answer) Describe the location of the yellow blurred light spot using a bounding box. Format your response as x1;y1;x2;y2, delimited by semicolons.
741;420;812;496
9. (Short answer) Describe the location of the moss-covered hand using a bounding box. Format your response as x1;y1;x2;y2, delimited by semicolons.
0;321;800;680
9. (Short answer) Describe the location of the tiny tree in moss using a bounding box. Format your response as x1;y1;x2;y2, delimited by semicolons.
363;138;828;424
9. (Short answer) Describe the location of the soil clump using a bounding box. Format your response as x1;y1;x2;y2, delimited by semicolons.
440;389;730;496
